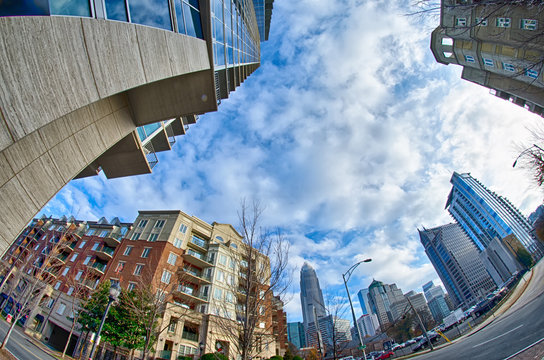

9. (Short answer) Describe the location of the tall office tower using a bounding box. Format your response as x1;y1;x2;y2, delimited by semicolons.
422;281;450;323
367;280;405;331
430;2;544;117
357;288;371;315
300;262;326;334
447;172;541;258
0;0;275;254
287;322;307;349
2;209;283;360
419;223;496;309
316;315;352;348
356;314;380;338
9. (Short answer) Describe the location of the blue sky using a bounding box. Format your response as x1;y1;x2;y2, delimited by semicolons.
43;0;543;323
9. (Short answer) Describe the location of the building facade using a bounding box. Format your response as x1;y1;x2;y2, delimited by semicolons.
1;209;285;360
357;288;371;316
356;313;379;338
422;281;450;323
287;322;306;349
366;280;405;331
430;1;544;116
419;223;496;309
446;172;543;262
0;0;274;255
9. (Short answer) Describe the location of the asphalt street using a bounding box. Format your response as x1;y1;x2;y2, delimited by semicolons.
412;260;544;360
0;321;57;360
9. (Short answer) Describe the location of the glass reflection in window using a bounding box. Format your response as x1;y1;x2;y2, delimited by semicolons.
50;0;91;17
105;0;128;21
129;0;172;31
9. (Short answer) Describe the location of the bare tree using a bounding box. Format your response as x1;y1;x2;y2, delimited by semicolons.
320;292;352;360
211;200;291;360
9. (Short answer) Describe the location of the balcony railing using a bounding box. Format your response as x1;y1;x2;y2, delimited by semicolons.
190;235;207;249
157;350;172;360
96;245;115;257
91;262;107;273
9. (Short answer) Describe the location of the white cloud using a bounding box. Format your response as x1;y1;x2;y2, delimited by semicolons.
42;0;543;323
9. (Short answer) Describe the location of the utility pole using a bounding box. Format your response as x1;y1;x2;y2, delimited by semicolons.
406;296;433;351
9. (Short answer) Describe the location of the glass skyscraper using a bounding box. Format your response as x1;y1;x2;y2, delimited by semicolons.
419;223;496;309
446;172;542;259
300;262;326;343
357;288;370;315
287;322;306;349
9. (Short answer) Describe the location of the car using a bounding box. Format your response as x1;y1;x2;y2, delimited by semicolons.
366;351;383;359
392;343;402;351
376;351;394;360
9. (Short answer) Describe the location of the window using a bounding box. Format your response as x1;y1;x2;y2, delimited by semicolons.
67;287;74;296
46;298;55;308
123;246;133;256
226;291;234;303
525;68;539;79
54;281;61;290
229;258;235;269
148;233;159;242
69;253;78;262
141;248;151;258
134;264;144;275
99;230;109;237
62;267;70;276
56;303;66;315
475;17;487;26
496;17;511;28
260;306;265;315
216;269;224;282
227;274;234;285
230;243;238;249
75;270;83;281
168;317;178;333
161;270;172;284
219;254;227;266
483;58;494;67
110;279;120;288
521;19;538;30
128;282;136;291
179;224;188;233
115;261;125;273
138;219;148;228
173;238;183;248
86;229;95;236
91;242;99;251
216;236;224;242
167;253;178;266
82;256;92;266
456;17;467;26
502;62;515;72
34;244;40;251
154;220;165;228
214;288;223;300
464;55;475;63
78;240;86;249
130;232;141;240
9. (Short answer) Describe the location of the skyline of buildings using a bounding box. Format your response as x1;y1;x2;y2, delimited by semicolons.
1;209;287;360
0;0;274;255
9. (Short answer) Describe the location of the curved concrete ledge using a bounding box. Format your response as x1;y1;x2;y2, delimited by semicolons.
0;16;218;254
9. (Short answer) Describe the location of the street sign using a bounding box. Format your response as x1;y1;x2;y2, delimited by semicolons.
358;345;366;350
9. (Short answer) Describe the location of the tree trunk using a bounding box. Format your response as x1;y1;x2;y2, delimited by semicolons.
62;316;78;358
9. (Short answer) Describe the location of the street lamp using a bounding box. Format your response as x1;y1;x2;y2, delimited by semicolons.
512;144;544;168
88;283;121;360
342;259;371;360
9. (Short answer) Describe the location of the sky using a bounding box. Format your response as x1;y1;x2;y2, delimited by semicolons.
42;0;543;323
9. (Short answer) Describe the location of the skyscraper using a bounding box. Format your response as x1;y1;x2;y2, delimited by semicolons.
287;322;306;349
357;288;371;315
430;2;544;116
366;280;405;331
300;263;326;347
0;0;275;254
419;223;496;309
422;281;451;322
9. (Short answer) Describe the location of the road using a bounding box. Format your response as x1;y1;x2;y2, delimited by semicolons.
412;260;544;360
0;321;57;360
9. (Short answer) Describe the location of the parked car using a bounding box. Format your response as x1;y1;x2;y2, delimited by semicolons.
376;351;394;360
366;351;383;359
392;343;402;351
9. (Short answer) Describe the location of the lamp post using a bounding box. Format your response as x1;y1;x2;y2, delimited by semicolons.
342;259;371;360
513;144;544;168
88;284;120;360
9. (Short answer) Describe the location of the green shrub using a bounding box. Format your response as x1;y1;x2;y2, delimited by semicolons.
201;353;229;360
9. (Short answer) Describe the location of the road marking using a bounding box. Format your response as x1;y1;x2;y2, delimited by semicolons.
503;336;544;360
472;324;524;348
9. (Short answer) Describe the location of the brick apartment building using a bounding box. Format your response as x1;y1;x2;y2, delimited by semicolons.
1;209;287;360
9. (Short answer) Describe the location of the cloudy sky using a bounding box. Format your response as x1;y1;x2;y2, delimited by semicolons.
43;0;543;322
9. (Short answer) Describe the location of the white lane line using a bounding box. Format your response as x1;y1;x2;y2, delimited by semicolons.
503;336;544;360
472;324;524;348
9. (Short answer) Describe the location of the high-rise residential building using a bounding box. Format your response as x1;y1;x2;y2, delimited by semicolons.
287;322;306;349
300;263;326;339
447;172;542;260
357;288;371;315
366;280;405;331
1;209;285;360
356;313;380;338
430;1;544;116
0;0;275;255
419;223;496;309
